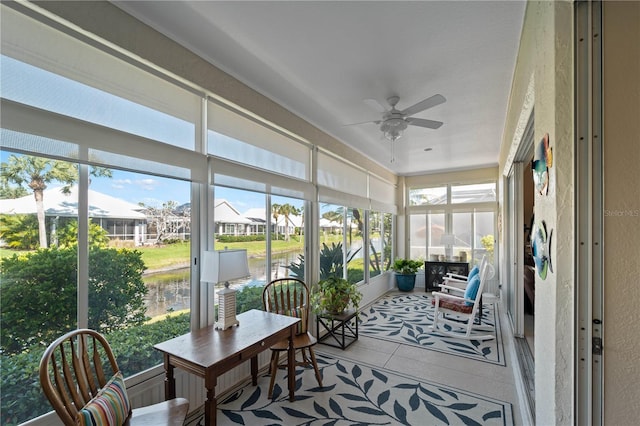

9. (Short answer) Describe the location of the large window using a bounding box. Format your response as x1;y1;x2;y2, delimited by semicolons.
1;9;200;421
346;208;364;284
0;152;192;424
369;211;393;277
211;188;306;314
408;182;497;268
319;204;392;285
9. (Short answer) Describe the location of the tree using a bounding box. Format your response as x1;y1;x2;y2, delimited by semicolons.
322;209;343;225
0;178;28;199
57;220;110;248
0;214;39;250
279;203;295;241
0;154;112;248
271;203;281;240
139;200;180;244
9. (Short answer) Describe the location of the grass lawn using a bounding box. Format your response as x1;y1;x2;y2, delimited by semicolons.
1;234;344;272
0;247;26;259
137;237;311;271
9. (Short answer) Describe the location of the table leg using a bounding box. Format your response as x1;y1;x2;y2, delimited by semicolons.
287;325;295;401
204;387;217;426
163;355;176;400
251;355;258;386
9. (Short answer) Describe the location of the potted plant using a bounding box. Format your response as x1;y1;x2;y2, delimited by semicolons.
392;258;423;291
311;275;363;315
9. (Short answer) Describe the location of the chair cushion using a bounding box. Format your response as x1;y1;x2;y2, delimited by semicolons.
467;265;479;281
277;306;307;335
463;275;481;306
431;296;474;314
77;372;131;426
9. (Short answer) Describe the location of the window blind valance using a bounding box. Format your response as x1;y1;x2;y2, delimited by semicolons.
207;100;310;181
210;157;314;200
1;5;201;150
1;99;205;182
317;151;367;197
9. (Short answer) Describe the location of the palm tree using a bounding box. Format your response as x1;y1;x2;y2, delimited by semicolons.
294;205;304;238
0;154;111;248
279;203;294;242
271;203;281;240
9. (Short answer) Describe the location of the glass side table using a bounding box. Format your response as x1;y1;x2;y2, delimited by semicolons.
316;309;358;349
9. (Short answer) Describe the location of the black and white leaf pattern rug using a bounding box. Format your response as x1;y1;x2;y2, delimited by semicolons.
359;293;506;366
189;353;513;425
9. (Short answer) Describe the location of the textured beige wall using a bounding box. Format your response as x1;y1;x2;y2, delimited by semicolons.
533;3;574;424
602;2;640;424
498;1;574;424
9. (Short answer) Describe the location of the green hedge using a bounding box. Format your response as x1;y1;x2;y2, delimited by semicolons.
217;234;266;243
1;247;147;355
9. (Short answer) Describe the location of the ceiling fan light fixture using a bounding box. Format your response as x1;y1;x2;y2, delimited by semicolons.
380;118;408;142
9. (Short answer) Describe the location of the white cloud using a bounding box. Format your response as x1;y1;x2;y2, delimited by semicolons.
136;178;158;191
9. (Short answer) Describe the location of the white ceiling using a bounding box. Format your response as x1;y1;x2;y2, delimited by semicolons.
114;1;526;176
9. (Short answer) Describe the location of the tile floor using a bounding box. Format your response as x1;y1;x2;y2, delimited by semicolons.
315;289;530;425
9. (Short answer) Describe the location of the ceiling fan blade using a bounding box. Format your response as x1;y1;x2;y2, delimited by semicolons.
406;117;444;129
363;98;388;113
343;119;382;126
400;94;446;116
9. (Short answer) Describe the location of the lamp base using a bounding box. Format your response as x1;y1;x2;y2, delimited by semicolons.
214;318;239;330
215;285;239;330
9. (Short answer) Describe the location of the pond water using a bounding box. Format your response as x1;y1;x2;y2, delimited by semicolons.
143;251;302;318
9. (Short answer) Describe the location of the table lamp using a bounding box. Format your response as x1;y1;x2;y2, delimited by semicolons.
201;249;250;330
441;234;455;260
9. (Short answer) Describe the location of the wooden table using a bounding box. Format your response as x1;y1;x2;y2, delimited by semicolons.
154;309;300;426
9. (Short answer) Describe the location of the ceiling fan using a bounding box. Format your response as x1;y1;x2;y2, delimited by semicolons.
353;94;446;142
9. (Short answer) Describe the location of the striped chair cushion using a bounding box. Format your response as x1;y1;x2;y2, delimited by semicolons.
77;372;131;426
278;306;308;335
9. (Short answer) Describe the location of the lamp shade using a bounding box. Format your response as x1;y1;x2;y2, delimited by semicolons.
441;234;456;246
201;249;250;284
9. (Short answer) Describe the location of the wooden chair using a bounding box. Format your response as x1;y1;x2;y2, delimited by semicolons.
430;262;495;340
262;278;322;398
39;329;189;426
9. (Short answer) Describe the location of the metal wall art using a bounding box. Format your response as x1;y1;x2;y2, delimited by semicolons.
531;220;553;279
532;133;553;196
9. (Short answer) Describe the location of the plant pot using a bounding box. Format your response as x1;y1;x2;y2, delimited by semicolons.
324;294;350;315
395;273;416;291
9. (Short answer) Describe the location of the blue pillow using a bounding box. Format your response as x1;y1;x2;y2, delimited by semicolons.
463;275;481;306
467;266;479;281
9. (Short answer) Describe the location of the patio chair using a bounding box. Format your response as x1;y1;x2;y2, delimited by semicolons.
440;255;487;291
430;262;495;340
262;278;322;398
39;329;189;426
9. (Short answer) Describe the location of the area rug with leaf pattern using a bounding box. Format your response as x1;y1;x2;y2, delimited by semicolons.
359;292;506;366
186;352;513;425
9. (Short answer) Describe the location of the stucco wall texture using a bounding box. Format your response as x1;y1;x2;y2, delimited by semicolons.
603;2;640;425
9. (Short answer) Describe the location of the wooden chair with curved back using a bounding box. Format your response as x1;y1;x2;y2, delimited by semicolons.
39;329;189;426
262;277;323;398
